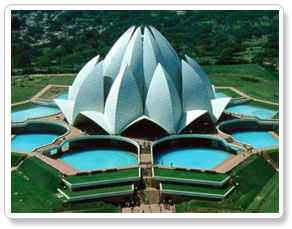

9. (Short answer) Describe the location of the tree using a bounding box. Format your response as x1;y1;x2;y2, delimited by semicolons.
11;16;20;30
217;48;236;64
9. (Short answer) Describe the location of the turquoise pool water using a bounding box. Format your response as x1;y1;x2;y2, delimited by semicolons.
228;130;279;149
60;149;138;171
215;92;228;99
11;133;60;152
55;93;68;100
226;104;276;119
155;147;231;170
12;106;60;122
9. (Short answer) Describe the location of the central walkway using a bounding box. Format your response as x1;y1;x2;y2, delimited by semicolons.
122;203;175;213
122;141;176;213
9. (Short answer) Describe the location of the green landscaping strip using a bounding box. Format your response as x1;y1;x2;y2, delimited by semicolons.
248;100;278;111
60;185;132;198
39;86;68;99
11;152;26;167
161;183;234;196
11;102;38;112
64;168;139;184
215;88;242;98
154;168;228;182
175;155;278;213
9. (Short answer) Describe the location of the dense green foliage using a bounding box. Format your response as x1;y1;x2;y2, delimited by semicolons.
176;155;278;213
11;10;279;75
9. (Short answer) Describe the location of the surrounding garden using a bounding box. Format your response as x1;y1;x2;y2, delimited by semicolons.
176;155;279;213
11;157;119;213
10;10;279;214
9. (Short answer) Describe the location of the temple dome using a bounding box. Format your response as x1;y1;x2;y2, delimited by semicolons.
55;26;231;135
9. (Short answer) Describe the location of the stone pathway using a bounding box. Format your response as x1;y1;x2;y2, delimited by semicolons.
122;203;175;213
34;154;78;175
212;152;253;173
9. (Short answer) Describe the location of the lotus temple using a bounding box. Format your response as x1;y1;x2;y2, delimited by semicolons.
11;26;279;213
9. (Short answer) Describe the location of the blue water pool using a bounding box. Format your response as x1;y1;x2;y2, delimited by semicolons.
228;130;279;149
226;104;276;119
11;133;60;152
55;93;68;100
215;92;228;99
155;147;231;170
12;106;60;122
60;149;138;171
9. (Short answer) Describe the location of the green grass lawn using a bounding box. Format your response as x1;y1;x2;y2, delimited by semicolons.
266;149;279;165
11;156;119;213
11;152;26;167
245;173;279;213
215;88;242;98
273;112;279;119
11;75;75;103
154;168;229;182
64;168;139;184
11;157;64;213
176;155;278;213
39;86;68;100
203;64;279;103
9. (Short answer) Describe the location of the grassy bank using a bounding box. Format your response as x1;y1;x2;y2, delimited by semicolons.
11;156;119;213
176;155;278;213
249;100;278;111
266;149;279;165
11;157;63;213
11;152;26;167
215;88;242;98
